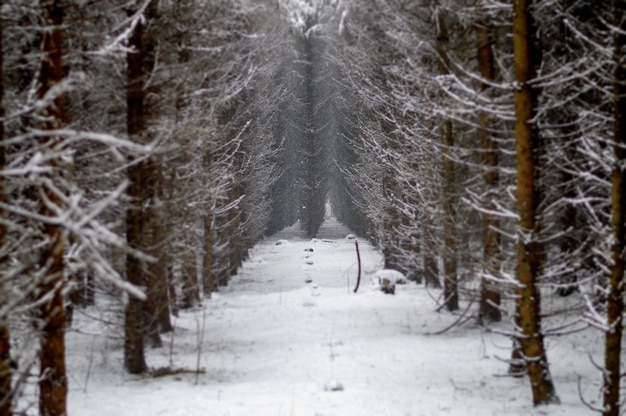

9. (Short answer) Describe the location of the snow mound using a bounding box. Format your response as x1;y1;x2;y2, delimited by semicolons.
275;239;290;246
346;234;356;240
371;269;407;295
374;269;407;285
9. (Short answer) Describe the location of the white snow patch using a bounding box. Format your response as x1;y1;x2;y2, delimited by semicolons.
374;269;407;284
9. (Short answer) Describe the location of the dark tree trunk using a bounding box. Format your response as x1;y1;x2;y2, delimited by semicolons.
476;0;502;324
0;325;9;416
422;214;441;288
141;0;171;337
436;3;458;311
36;1;68;414
0;1;12;413
124;2;148;374
603;1;626;414
512;0;560;405
202;210;215;296
216;211;230;287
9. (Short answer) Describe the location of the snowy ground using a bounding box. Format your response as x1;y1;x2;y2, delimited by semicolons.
66;218;602;416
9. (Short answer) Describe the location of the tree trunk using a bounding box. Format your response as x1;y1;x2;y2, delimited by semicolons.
603;1;626;414
124;2;148;374
36;1;68;414
436;3;458;311
216;211;231;287
142;0;171;337
229;183;243;276
512;0;560;405
422;213;441;288
181;251;199;308
202;211;215;296
476;0;502;324
0;325;9;416
173;2;199;308
0;2;11;412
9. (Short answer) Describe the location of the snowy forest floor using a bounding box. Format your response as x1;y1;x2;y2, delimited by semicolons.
64;218;602;416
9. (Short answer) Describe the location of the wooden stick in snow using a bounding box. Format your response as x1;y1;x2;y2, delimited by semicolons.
353;239;361;293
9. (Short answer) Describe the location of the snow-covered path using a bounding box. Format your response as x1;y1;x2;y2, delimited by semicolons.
67;218;599;416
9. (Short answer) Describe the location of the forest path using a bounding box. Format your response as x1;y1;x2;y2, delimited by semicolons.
68;218;594;416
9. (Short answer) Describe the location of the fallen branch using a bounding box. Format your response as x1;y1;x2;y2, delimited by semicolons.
150;367;206;378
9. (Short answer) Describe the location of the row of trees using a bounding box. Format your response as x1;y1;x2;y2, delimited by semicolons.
291;0;626;413
4;0;626;414
0;1;295;414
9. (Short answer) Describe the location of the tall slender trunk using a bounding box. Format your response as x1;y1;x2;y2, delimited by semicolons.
229;183;243;276
0;2;12;413
476;0;501;324
173;1;199;308
216;211;230;287
512;0;559;405
203;205;215;296
124;3;148;374
423;211;441;288
142;1;171;337
603;1;626;415
36;1;67;414
436;3;458;311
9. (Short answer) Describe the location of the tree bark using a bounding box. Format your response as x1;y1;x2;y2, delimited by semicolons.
423;213;441;288
142;0;171;337
202;210;215;296
436;3;458;311
172;1;199;309
476;0;502;324
0;2;12;412
36;1;68;414
603;1;626;414
229;182;243;276
216;211;231;287
124;2;148;374
512;0;560;405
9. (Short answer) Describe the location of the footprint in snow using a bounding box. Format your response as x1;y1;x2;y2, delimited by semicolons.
324;339;344;347
310;282;320;297
323;381;344;392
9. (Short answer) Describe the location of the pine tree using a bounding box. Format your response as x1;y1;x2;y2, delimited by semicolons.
602;1;626;414
36;1;68;414
436;2;459;312
476;0;502;324
0;0;12;412
512;0;560;405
